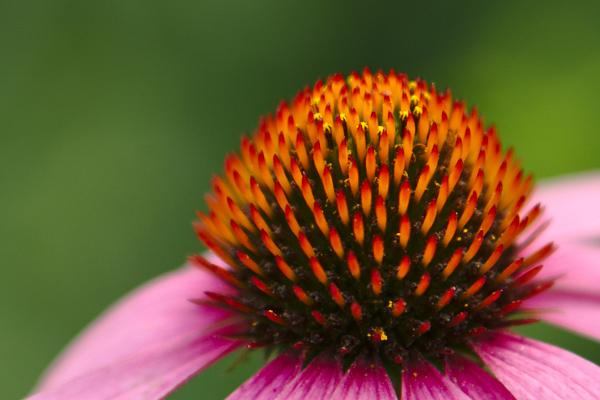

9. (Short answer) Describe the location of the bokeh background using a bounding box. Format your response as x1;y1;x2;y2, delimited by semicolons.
2;1;600;398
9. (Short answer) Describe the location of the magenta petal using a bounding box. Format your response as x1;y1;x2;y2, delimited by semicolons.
445;353;515;400
26;325;241;400
530;170;600;244
471;331;600;399
525;290;600;342
272;351;344;400
533;243;600;294
225;349;304;400
401;353;471;400
33;260;239;395
329;353;397;400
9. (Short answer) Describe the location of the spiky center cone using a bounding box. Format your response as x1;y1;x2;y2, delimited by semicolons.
194;69;553;365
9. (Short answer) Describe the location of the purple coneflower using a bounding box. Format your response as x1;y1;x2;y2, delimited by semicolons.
28;70;600;399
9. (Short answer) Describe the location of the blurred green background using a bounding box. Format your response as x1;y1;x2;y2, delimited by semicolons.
2;1;600;398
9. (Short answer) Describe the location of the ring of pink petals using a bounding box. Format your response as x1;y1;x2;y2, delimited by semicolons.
27;171;600;400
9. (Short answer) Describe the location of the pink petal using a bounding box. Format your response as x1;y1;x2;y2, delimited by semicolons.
532;243;600;294
445;353;515;399
271;351;344;399
471;331;600;399
31;258;242;398
225;349;304;400
529;170;600;245
525;289;600;342
26;325;242;400
401;353;471;400
329;353;398;400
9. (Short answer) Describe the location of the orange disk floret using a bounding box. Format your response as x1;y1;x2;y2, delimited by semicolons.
193;69;553;363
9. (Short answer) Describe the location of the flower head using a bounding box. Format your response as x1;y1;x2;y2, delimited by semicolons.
28;69;600;400
195;69;549;364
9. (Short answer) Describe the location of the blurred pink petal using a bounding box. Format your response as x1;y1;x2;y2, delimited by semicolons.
529;171;600;245
534;243;600;293
401;354;470;400
30;260;242;399
445;353;515;399
526;290;600;342
524;243;600;341
471;331;600;399
27;325;242;400
329;353;397;400
225;349;304;400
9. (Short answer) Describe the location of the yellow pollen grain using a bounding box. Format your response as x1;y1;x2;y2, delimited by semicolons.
373;327;388;341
